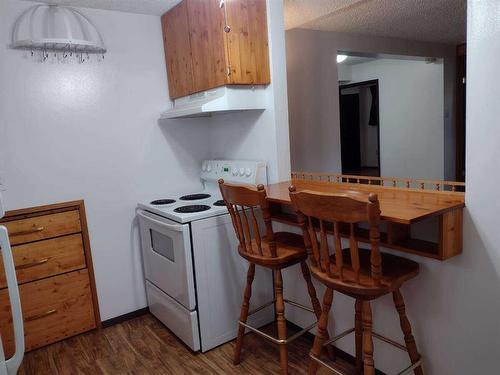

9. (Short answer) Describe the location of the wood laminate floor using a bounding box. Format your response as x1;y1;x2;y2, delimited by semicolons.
18;313;346;375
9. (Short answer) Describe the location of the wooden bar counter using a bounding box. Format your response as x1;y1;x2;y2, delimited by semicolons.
265;178;465;261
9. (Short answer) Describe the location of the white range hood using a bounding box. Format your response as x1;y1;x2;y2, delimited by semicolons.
160;86;267;119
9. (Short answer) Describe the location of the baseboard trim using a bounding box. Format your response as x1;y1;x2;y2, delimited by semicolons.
101;307;150;328
286;320;386;375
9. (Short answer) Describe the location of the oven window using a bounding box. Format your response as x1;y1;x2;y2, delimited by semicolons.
150;229;175;262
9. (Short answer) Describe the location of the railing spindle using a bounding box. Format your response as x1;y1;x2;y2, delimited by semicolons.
290;172;465;193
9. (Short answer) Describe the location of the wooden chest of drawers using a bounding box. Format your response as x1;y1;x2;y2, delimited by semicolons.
0;200;100;357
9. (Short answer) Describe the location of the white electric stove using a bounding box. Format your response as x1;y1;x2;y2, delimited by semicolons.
138;160;268;223
137;160;274;352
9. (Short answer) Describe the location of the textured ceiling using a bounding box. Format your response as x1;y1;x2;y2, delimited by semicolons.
285;0;466;44
24;0;181;15
26;0;466;44
284;0;365;30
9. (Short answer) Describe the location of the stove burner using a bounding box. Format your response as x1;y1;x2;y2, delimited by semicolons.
213;200;226;206
174;205;211;213
150;199;176;205
179;193;211;201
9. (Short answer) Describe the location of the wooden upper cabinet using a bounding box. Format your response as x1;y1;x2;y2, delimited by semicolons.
187;0;228;93
224;0;270;85
162;0;270;99
162;1;194;99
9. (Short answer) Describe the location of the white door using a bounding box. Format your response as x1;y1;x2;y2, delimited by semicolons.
191;213;274;352
0;225;24;375
0;336;6;375
137;210;196;310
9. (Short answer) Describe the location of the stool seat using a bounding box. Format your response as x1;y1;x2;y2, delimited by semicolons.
238;232;308;268
312;248;419;298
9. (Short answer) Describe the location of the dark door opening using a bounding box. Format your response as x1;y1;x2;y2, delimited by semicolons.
339;80;380;177
455;44;466;182
340;94;361;171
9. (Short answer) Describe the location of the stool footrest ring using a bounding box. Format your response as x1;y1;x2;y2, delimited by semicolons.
323;328;355;346
247;299;316;317
313;327;423;375
309;353;347;375
240;298;317;345
239;320;317;345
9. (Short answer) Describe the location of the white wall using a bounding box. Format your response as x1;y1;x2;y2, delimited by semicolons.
0;0;290;321
0;0;211;320
461;0;500;370
286;29;455;179
350;58;444;179
206;0;291;184
282;4;500;373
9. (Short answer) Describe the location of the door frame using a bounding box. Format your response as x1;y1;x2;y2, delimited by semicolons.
339;79;381;176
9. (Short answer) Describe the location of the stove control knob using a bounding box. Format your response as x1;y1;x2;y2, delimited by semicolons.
239;167;245;176
245;168;252;177
232;167;239;176
206;164;212;172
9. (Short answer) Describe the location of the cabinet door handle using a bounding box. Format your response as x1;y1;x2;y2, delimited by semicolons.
219;0;231;33
10;226;45;237
25;309;57;322
15;257;50;270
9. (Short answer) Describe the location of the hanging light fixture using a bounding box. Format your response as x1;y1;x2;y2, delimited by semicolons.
10;4;106;62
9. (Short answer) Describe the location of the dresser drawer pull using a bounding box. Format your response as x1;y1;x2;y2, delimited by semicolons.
15;257;50;270
25;309;57;322
10;226;45;237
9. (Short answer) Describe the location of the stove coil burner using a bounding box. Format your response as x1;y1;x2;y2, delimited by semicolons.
150;199;176;205
213;200;226;206
174;205;211;213
179;193;211;201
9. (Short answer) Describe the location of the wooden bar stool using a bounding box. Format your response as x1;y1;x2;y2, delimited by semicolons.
219;180;333;375
288;186;424;375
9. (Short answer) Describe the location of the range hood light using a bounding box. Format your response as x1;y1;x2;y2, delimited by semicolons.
337;54;348;63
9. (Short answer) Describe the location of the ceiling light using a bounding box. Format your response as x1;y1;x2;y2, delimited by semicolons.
337;54;348;63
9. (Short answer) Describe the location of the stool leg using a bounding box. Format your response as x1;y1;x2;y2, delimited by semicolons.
362;301;375;375
355;299;363;374
234;263;256;365
308;287;334;375
393;289;424;375
274;269;288;375
300;261;335;361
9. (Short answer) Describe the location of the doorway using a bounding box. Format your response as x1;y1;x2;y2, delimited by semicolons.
455;44;466;182
339;80;380;177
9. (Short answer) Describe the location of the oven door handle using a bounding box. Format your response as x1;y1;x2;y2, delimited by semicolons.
137;210;186;232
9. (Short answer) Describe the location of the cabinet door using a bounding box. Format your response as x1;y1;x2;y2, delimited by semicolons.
187;0;229;93
224;0;270;85
0;270;96;358
162;1;194;99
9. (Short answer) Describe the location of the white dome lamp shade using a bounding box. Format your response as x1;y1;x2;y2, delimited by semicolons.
11;4;106;60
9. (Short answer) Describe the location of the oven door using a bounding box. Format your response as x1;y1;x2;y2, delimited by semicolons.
137;210;196;310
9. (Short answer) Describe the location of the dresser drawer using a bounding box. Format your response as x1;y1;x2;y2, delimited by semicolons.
4;210;81;245
0;234;86;289
0;269;97;357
